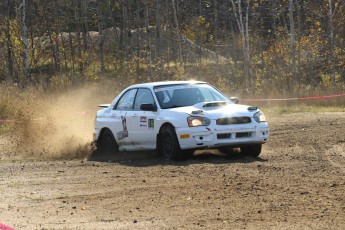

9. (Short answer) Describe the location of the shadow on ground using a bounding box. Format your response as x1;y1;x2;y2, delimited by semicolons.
87;149;267;167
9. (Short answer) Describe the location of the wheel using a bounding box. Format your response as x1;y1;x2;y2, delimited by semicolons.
241;144;262;157
183;149;195;158
160;125;184;160
98;129;118;155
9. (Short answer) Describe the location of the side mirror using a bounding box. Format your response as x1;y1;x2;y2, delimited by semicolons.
230;97;239;104
140;103;157;111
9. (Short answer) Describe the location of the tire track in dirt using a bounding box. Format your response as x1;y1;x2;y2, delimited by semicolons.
325;144;345;172
1;112;345;229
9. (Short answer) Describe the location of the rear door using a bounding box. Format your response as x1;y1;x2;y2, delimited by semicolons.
109;88;137;148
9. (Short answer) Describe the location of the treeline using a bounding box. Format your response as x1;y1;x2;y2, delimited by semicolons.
0;0;344;94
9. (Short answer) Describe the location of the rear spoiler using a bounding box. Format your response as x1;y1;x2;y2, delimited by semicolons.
98;104;110;108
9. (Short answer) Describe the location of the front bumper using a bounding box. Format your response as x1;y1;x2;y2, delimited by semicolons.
176;122;269;150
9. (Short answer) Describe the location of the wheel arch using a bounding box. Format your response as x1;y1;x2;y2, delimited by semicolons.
97;127;119;154
156;122;176;154
158;122;175;133
98;127;115;142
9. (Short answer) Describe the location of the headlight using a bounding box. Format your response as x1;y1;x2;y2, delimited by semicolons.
187;116;211;127
253;111;266;123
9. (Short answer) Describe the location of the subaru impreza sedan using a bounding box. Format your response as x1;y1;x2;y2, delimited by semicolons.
93;81;269;160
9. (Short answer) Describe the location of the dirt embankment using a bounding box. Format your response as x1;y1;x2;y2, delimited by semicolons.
0;111;344;229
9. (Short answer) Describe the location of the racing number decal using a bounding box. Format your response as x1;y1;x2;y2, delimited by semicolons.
117;113;129;140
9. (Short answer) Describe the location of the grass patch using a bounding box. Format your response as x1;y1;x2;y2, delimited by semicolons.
264;105;345;116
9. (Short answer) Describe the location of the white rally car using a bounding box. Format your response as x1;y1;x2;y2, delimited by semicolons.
93;81;269;160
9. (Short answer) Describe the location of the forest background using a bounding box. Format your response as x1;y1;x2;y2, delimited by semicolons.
1;0;345;104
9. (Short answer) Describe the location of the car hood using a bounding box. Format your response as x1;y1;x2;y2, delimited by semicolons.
168;101;258;119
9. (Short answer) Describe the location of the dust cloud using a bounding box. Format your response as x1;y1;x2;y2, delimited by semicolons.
0;81;119;161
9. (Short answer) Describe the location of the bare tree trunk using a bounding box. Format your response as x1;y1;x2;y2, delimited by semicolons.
97;6;105;74
341;3;345;81
122;0;129;61
226;0;238;74
44;6;59;72
260;5;265;69
244;0;251;82
156;0;163;80
60;33;68;70
197;0;203;65
144;0;152;80
296;0;301;83
54;0;61;71
5;0;15;82
46;26;58;70
75;0;83;71
270;0;277;37
172;0;183;66
22;0;30;84
328;0;336;92
230;0;252;90
289;0;296;92
5;20;14;82
213;0;219;64
136;0;141;78
68;32;75;69
81;0;88;53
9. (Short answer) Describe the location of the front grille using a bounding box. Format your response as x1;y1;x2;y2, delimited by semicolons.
217;133;231;139
217;132;252;139
236;132;252;138
216;117;251;125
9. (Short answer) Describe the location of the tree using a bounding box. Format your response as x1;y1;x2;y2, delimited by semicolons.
213;0;219;64
4;0;16;82
327;0;336;91
230;0;252;90
22;0;30;84
155;0;163;80
172;0;183;66
144;0;152;79
289;0;296;92
97;4;105;73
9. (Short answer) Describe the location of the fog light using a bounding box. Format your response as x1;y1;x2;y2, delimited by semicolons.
180;134;190;139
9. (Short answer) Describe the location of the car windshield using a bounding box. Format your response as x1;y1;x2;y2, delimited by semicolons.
154;83;229;109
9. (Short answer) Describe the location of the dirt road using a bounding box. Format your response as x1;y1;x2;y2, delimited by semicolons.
0;112;344;229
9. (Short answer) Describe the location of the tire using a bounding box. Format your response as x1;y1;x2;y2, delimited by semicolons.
241;144;262;157
98;129;118;156
160;125;184;160
183;149;195;158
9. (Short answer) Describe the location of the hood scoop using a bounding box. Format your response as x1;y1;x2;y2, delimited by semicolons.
203;101;227;108
247;106;258;111
192;110;204;115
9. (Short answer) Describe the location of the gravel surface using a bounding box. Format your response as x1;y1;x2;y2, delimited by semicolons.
0;112;344;229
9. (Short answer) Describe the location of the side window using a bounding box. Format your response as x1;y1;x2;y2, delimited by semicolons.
115;89;137;110
156;90;172;104
134;88;155;110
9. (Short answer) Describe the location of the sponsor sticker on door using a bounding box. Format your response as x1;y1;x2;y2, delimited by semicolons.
148;119;154;128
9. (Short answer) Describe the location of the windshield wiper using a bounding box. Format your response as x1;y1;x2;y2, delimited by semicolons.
164;105;183;109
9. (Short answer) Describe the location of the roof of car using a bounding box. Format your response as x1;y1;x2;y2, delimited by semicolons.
129;80;207;89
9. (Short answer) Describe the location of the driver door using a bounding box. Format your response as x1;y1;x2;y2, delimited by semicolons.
127;88;157;150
